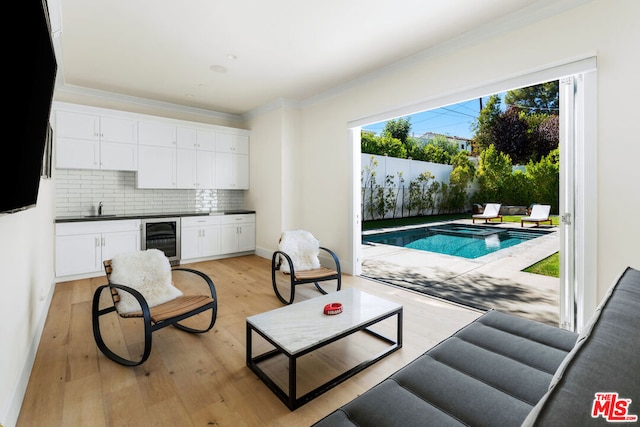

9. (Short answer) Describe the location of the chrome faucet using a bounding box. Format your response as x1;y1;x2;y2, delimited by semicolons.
98;202;103;216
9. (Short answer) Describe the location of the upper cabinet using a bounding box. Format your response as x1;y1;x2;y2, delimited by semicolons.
56;109;138;170
215;133;250;189
53;102;250;190
138;120;177;147
176;127;216;189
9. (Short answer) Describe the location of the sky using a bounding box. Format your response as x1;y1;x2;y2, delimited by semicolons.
362;93;506;140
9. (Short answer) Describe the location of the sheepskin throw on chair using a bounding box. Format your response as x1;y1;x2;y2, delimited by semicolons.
109;249;183;314
278;230;321;273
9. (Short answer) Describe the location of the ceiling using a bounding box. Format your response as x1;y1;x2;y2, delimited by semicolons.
50;0;584;117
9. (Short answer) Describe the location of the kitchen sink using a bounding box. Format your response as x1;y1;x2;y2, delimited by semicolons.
83;214;117;218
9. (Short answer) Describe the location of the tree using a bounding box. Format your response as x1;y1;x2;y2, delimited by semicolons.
529;114;559;162
441;152;476;213
471;94;502;154
472;85;559;164
377;135;407;158
361;132;380;154
505;81;559;115
474;144;513;203
491;106;531;164
383;117;411;143
526;148;560;212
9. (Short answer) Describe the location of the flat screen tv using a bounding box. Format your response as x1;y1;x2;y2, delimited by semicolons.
2;0;58;214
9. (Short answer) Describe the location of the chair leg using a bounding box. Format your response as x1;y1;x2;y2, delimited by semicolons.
313;276;341;295
173;302;217;333
92;284;153;366
272;252;296;304
273;272;296;305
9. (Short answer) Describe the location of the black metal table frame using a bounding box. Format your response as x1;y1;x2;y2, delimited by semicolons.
246;308;403;410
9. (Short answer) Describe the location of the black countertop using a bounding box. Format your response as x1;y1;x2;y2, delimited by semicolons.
55;210;256;223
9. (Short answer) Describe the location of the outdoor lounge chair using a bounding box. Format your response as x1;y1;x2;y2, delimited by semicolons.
472;203;503;223
521;204;552;227
271;230;341;304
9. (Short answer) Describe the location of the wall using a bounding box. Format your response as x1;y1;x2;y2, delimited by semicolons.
0;179;55;427
55;169;244;217
245;103;303;259
249;0;640;302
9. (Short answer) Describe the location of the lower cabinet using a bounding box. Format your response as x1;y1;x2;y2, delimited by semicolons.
181;213;255;261
220;214;256;254
55;214;255;278
181;216;221;260
55;220;141;277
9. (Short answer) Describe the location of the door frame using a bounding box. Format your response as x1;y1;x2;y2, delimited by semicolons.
349;56;597;332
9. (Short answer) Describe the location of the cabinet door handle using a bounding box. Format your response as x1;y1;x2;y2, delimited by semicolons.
102;237;105;246
95;237;100;247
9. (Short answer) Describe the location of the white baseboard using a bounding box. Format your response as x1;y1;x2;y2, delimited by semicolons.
3;279;55;427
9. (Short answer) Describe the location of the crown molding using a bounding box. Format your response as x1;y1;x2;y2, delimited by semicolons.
55;83;243;124
242;97;301;122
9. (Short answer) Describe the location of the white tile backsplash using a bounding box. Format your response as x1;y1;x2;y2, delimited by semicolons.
55;169;244;217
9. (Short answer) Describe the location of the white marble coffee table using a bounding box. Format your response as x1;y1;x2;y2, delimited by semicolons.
246;288;403;410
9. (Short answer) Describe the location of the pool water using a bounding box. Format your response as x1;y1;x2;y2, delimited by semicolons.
363;223;550;259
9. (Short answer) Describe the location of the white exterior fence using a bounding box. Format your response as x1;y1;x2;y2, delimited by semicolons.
361;154;457;220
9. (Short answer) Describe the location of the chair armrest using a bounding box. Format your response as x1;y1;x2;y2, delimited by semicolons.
319;247;341;274
106;283;152;323
272;250;296;275
172;267;218;304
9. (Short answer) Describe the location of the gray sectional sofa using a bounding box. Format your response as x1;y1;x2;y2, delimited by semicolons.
313;266;640;427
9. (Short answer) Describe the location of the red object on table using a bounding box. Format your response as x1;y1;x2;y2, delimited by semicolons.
324;302;343;315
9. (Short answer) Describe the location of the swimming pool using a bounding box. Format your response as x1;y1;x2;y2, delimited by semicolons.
362;223;551;259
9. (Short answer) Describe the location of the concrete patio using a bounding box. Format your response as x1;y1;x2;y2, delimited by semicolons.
360;219;560;325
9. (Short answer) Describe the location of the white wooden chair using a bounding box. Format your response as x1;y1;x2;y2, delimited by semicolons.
472;203;503;223
521;204;552;227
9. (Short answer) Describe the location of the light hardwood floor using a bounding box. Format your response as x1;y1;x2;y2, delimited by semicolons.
17;255;481;427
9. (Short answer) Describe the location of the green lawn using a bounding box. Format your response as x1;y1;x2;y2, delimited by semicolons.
362;213;559;230
501;215;560;226
523;252;559;277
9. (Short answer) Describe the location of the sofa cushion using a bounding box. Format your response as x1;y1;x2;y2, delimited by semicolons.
313;309;578;427
523;266;640;426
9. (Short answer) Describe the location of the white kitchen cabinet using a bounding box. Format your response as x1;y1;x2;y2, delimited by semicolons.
55;220;141;277
56;109;138;170
215;151;248;189
177;127;216;151
53;102;250;189
137;144;177;188
176;127;216;189
181;216;221;260
215;132;249;189
215;132;249;154
140;124;218;189
138;120;177;147
220;214;255;254
177;149;215;189
137;121;178;188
